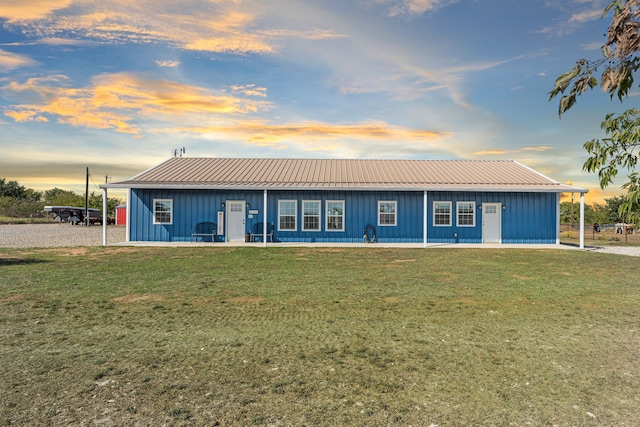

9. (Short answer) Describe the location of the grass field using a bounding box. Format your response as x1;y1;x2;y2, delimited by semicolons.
1;247;639;426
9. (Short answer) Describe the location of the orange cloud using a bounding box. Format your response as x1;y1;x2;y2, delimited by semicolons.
474;149;509;156
0;0;73;22
4;1;343;55
2;72;270;134
522;145;553;152
4;110;48;122
179;120;450;151
473;145;554;156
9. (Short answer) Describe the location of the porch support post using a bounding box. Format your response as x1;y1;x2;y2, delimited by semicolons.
423;191;428;248
125;188;131;242
263;189;268;248
102;188;108;246
556;193;560;245
579;192;585;249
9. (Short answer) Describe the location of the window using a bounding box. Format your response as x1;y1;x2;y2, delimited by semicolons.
302;200;321;231
326;200;344;231
278;200;297;231
433;201;451;226
378;201;397;226
457;202;475;227
153;199;173;224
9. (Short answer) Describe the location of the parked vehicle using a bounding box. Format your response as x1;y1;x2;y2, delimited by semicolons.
44;206;113;225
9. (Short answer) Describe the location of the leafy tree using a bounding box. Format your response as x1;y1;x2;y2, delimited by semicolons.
549;0;640;224
589;202;609;224
0;178;27;199
560;201;606;224
604;195;628;222
88;191;120;216
43;188;84;207
0;178;44;217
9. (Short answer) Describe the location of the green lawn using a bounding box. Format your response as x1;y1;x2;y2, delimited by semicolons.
1;247;638;426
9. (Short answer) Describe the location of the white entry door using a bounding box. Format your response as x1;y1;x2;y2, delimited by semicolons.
226;200;246;241
482;203;502;243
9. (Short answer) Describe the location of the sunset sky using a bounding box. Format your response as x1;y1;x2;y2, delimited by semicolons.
0;0;631;203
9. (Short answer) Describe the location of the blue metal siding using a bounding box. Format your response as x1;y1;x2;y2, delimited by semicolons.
129;189;557;244
501;192;557;243
130;189;266;242
427;192;557;244
265;190;424;243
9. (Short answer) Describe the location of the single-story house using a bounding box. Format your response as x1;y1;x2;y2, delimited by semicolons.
99;157;589;247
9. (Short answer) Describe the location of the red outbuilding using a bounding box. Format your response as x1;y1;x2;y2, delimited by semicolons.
115;204;127;226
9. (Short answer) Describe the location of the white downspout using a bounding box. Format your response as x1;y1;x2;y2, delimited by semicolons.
263;189;268;247
125;188;131;242
556;193;560;245
102;188;108;246
423;191;428;248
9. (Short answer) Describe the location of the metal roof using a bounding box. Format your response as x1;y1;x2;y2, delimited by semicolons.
101;157;588;193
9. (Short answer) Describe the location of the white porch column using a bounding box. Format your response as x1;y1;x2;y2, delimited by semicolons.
102;188;108;246
263;189;268;248
423;191;428;248
126;188;131;242
556;193;560;245
579;192;585;249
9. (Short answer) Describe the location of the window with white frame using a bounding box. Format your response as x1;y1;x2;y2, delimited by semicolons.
378;200;397;226
302;200;321;231
153;199;173;224
457;201;475;227
433;201;451;226
326;200;344;231
278;200;297;231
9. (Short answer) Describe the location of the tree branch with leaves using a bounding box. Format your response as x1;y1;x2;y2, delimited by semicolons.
549;0;640;224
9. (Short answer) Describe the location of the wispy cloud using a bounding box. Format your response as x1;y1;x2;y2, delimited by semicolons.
580;41;603;51
2;72;270;134
370;0;459;17
231;84;267;97
1;1;343;54
177;120;451;156
473;145;554;156
568;8;602;25
155;60;180;67
541;2;606;37
0;49;39;70
38;37;95;46
0;38;94;47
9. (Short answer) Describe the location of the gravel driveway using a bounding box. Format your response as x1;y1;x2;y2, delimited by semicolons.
0;224;126;248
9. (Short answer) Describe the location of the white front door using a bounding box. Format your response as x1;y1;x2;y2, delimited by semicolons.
226;200;246;241
482;203;502;243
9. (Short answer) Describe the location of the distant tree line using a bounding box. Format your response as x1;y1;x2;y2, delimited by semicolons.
560;195;636;225
0;178;121;219
2;176;634;225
